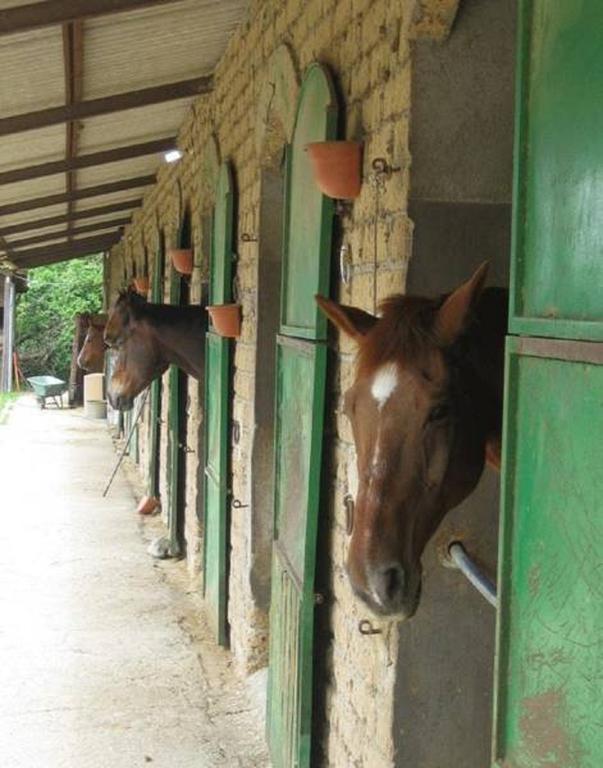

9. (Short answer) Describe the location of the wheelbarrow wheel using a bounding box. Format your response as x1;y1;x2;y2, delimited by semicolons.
38;396;45;409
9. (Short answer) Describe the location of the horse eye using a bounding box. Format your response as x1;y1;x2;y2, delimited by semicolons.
428;403;449;423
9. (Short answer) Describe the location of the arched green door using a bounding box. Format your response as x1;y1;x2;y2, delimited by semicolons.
267;64;338;768
203;163;234;646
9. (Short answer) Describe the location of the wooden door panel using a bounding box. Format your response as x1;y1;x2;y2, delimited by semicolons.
511;0;603;340
494;338;603;767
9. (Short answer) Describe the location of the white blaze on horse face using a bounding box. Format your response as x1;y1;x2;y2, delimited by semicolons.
371;363;399;410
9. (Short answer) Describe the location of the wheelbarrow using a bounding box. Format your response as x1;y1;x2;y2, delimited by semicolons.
27;376;68;409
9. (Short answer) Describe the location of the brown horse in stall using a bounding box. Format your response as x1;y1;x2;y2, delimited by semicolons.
77;314;107;372
104;288;205;411
316;263;507;620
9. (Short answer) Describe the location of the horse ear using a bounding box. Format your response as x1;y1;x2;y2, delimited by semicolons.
315;295;377;340
435;261;489;346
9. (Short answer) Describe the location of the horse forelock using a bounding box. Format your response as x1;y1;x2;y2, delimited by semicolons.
356;295;441;378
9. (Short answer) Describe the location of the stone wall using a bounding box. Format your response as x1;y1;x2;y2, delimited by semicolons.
105;1;464;766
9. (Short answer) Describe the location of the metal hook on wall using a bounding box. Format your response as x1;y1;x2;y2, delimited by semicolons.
358;619;382;636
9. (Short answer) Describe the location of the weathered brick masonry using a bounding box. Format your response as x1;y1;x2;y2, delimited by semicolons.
106;1;461;765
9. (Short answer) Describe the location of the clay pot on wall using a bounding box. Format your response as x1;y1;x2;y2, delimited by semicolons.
305;141;363;199
207;304;242;338
137;495;160;515
169;248;193;275
132;276;150;295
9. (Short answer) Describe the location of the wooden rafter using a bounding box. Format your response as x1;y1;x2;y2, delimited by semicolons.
62;19;84;242
9;217;131;249
0;138;177;186
0;198;141;237
0;77;213;138
0;175;155;216
0;0;186;36
11;233;121;267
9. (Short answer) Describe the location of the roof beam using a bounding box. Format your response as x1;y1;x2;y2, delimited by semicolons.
0;137;176;186
0;198;140;237
11;233;120;267
9;217;131;249
0;174;154;216
63;19;84;241
0;0;184;36
0;76;212;138
0;233;15;260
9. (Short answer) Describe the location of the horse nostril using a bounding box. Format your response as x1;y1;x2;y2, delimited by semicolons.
373;563;406;608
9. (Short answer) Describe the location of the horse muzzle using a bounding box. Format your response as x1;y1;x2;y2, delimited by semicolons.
108;390;134;412
349;561;422;620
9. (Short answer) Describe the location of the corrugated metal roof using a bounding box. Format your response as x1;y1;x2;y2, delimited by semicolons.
84;0;246;98
0;174;66;208
0;27;64;113
76;154;160;188
77;99;193;154
0;125;65;171
0;0;249;269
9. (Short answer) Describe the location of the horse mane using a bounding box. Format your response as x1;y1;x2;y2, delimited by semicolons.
357;294;442;376
118;288;203;327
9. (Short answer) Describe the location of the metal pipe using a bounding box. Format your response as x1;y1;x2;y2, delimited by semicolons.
102;388;149;497
448;542;498;608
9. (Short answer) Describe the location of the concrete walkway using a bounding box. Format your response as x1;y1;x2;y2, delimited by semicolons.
0;395;270;768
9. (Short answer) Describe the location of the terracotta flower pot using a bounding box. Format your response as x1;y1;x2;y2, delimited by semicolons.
132;276;150;295
137;495;160;515
207;304;241;338
305;141;363;200
169;248;193;275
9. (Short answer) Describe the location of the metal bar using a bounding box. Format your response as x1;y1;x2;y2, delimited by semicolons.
0;77;212;138
0;175;155;216
0;198;141;237
0;138;176;186
448;542;498;608
0;0;184;36
102;388;149;497
511;335;603;365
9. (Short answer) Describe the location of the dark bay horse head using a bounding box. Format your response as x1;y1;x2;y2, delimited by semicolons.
77;314;107;372
107;334;168;411
316;263;506;620
104;288;204;411
104;289;167;411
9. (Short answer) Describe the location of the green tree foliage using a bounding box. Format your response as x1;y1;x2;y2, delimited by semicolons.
15;256;103;380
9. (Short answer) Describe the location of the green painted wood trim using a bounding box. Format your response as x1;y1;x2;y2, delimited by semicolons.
508;0;530;337
202;331;231;646
203;161;235;645
148;240;164;496
508;316;603;342
491;338;519;765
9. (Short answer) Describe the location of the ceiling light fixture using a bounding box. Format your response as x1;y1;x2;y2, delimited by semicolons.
164;149;183;163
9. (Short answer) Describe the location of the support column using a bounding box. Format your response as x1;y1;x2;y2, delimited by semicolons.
1;275;15;392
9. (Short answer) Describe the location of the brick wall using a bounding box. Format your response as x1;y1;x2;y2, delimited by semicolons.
105;1;459;765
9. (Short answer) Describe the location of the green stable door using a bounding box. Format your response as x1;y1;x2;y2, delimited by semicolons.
203;163;234;646
494;3;603;766
267;64;338;768
167;258;188;556
148;240;164;499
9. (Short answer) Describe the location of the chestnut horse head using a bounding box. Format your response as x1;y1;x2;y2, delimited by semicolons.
77;314;107;372
104;288;204;411
317;263;507;620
